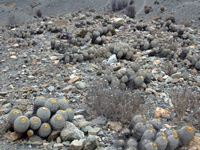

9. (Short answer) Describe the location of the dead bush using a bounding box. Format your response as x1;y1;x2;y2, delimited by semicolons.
168;84;200;131
36;9;42;18
162;60;174;75
125;5;136;19
85;81;149;124
111;0;128;12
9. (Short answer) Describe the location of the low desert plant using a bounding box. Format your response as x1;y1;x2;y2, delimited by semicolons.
111;0;128;12
36;9;42;18
165;15;176;23
162;60;174;75
160;6;165;12
144;5;152;14
168;84;200;131
125;5;136;18
85;81;149;124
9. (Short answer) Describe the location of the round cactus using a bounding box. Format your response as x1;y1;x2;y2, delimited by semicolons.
8;109;22;125
50;114;65;130
165;129;177;136
129;115;144;130
58;98;69;110
117;51;123;59
36;107;51;122
151;118;162;131
66;108;74;122
34;96;46;107
134;76;144;87
156;132;166;139
27;129;34;137
139;139;151;150
30;116;41;130
38;123;52;138
44;98;59;113
195;61;200;70
166;134;179;150
131;62;140;72
155;136;168;150
116;72;123;79
132;122;146;141
115;139;125;148
141;129;156;142
177;126;195;146
145;142;158;150
71;46;78;53
56;110;68;121
14;116;30;134
120;82;126;90
121;75;129;83
126;138;138;148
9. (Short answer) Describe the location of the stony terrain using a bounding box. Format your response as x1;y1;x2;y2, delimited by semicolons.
0;0;200;150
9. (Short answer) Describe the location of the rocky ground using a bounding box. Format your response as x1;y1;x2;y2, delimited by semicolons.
0;0;200;150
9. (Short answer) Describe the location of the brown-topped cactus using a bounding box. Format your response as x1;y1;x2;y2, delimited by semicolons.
8;109;22;125
14;116;30;134
58;98;69;110
29;116;41;130
50;114;65;130
56;110;68;121
66;108;74;122
166;134;179;150
44;98;59;113
36;107;51;122
177;126;195;146
155;136;168;150
27;129;34;137
38;123;52;138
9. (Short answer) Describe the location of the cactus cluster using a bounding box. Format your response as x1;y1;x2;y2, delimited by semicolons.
103;63;152;90
7;96;74;139
114;115;195;150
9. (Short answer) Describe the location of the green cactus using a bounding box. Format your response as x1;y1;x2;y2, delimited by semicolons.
14;116;30;134
66;108;74;122
58;98;69;110
129;115;144;130
44;98;59;113
38;123;52;138
144;142;158;150
131;62;140;72
166;134;179;150
177;126;195;146
56;110;68;121
50;114;65;130
121;75;129;83
8;109;22;125
36;107;51;122
30;116;41;130
141;129;156;142
151;118;162;131
27;129;34;137
134;76;144;87
155;136;168;150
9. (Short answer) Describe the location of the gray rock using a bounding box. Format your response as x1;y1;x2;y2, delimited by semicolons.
86;126;101;135
73;115;91;129
84;135;99;150
90;116;107;126
61;121;84;141
107;54;117;64
3;32;10;40
171;72;181;78
28;135;43;142
75;109;88;117
69;139;85;150
47;86;55;92
75;81;86;90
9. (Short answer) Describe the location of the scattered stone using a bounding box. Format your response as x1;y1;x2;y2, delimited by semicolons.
86;126;101;135
54;143;64;148
61;121;84;141
90;116;107;126
75;81;86;90
154;107;171;118
4;132;22;142
47;130;60;142
69;139;85;150
84;135;99;150
68;76;82;84
107;54;117;64
107;121;123;132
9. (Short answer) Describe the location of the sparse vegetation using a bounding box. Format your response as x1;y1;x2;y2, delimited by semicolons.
165;15;176;23
125;5;136;19
154;0;159;5
76;29;88;38
36;9;42;18
86;81;149;124
160;6;165;12
111;0;128;12
144;5;152;14
168;84;200;131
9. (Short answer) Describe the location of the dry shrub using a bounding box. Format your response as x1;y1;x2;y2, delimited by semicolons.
165;15;175;23
36;9;42;18
168;84;200;131
144;5;152;14
162;60;174;75
86;81;148;124
125;5;136;19
111;0;128;12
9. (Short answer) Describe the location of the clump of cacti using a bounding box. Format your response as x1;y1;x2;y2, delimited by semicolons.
113;114;195;149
